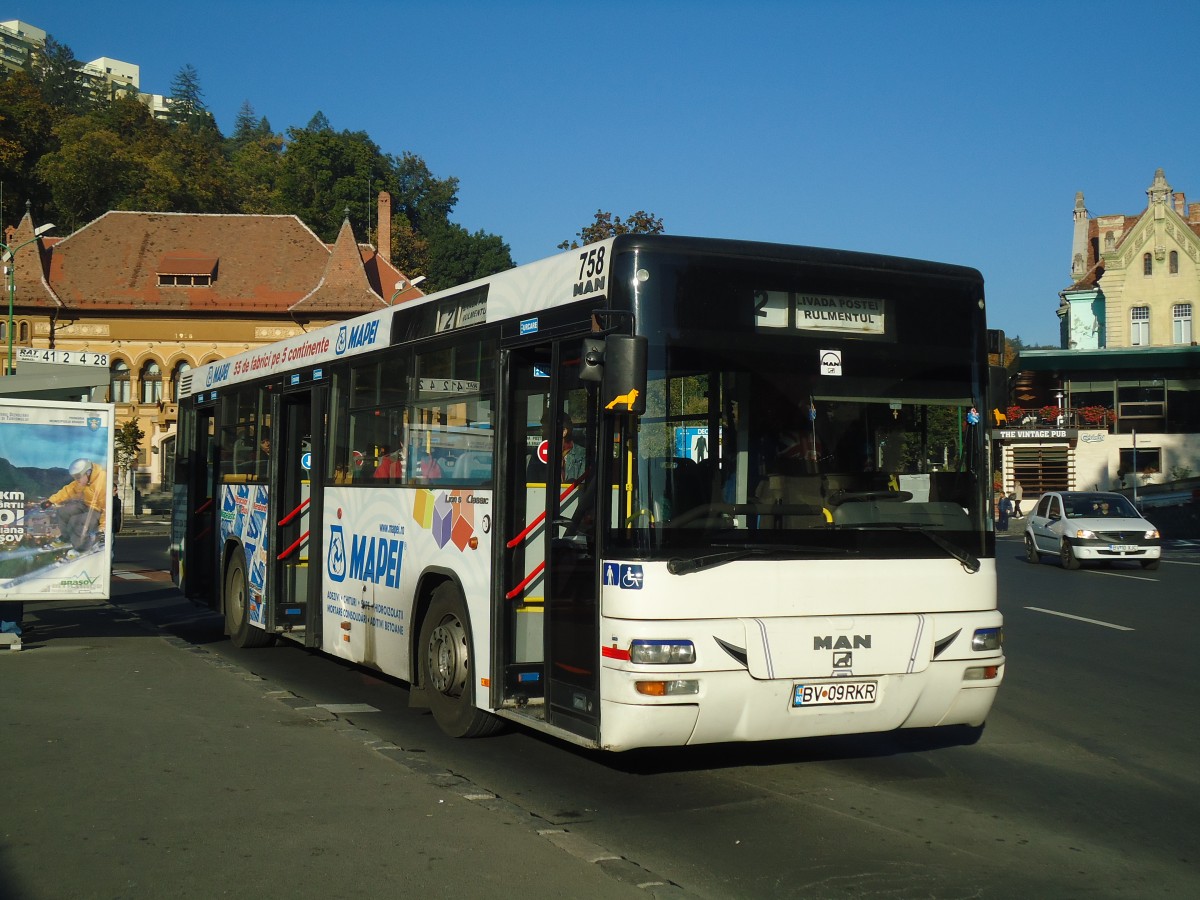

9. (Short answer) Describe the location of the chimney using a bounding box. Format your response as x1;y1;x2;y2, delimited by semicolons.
1174;192;1187;216
1189;203;1200;225
377;192;392;265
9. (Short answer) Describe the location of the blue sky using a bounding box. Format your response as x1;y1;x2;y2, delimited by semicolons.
8;0;1199;346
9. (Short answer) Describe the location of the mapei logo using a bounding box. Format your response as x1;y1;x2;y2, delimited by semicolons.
326;523;405;587
206;361;231;387
335;320;381;356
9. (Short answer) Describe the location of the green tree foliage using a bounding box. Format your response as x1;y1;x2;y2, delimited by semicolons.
113;418;145;489
422;221;514;293
1;40;514;292
558;209;665;250
0;71;57;223
31;35;89;117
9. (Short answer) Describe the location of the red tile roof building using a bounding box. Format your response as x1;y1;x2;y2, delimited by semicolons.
2;194;423;493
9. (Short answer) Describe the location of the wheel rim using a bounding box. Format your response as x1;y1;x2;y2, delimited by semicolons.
227;562;245;629
426;614;468;696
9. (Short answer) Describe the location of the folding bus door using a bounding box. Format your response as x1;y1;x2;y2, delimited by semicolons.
500;338;601;741
271;384;326;647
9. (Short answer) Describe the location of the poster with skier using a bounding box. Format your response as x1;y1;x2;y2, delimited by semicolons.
0;398;114;600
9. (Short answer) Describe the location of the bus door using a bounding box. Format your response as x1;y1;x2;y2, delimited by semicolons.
501;338;601;740
271;384;326;647
177;402;219;602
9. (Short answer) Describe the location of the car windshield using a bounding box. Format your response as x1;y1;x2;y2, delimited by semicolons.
1063;494;1140;519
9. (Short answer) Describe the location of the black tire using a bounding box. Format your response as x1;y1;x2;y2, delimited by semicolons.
1140;558;1160;570
225;551;274;648
1060;541;1081;570
1024;534;1040;564
419;583;504;738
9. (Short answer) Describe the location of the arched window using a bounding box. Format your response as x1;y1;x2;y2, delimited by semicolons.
171;360;192;400
1130;307;1150;346
1169;250;1179;275
111;360;131;403
1143;253;1153;276
18;321;29;342
140;360;163;404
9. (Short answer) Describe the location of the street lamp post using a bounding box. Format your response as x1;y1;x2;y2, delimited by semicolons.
1;219;56;375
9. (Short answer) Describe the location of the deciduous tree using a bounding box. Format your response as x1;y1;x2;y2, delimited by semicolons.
558;209;665;250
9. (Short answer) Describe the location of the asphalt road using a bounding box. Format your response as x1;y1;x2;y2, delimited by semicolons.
103;530;1200;898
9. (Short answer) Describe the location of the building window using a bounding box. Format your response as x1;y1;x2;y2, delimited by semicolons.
1130;307;1150;346
111;360;131;403
1169;250;1179;275
140;361;163;404
1118;447;1161;483
1143;253;1153;276
1173;304;1192;344
171;361;192;400
158;274;212;286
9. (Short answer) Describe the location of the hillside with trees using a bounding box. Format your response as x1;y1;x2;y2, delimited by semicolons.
0;40;514;292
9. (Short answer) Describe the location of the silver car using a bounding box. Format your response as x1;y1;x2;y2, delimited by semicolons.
1024;491;1161;570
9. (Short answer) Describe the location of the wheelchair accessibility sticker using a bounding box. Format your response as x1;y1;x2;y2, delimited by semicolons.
604;563;644;590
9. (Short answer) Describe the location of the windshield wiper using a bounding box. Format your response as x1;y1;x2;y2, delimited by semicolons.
667;544;855;576
836;523;981;574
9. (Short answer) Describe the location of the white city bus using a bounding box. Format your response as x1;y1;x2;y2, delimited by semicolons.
171;235;1004;751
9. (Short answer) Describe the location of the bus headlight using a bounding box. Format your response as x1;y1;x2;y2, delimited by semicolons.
629;639;696;665
971;627;1002;652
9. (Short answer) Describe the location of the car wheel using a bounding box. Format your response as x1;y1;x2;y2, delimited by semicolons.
1024;534;1040;564
1060;541;1081;570
1140;558;1160;570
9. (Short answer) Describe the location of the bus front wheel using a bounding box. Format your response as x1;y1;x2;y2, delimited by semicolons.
419;583;503;738
224;551;274;649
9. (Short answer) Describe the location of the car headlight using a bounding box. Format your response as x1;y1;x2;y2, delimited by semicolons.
1146;529;1160;539
1074;529;1096;539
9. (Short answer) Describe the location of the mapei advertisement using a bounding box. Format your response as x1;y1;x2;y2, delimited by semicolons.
0;399;114;600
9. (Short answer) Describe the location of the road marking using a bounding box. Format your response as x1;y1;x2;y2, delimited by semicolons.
1025;607;1134;631
1086;570;1158;582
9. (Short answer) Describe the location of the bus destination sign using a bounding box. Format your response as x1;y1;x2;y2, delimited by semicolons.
755;291;886;335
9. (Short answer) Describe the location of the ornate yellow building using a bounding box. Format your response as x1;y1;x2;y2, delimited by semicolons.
2;194;422;500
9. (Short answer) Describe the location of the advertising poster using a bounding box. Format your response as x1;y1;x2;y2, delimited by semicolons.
0;398;114;600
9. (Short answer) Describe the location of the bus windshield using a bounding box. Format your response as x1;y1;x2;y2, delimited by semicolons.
606;251;988;562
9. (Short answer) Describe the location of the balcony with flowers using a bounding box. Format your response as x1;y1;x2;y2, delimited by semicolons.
1001;404;1115;431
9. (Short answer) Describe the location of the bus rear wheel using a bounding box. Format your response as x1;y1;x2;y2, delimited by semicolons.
224;551;274;649
419;583;503;738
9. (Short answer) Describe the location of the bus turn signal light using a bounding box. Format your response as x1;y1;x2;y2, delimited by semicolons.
635;679;699;696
